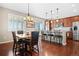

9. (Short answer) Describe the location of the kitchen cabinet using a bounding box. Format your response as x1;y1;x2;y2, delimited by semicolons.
63;17;73;27
74;16;79;22
66;31;73;39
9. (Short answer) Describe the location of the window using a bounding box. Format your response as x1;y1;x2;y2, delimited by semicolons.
35;22;44;31
8;14;25;31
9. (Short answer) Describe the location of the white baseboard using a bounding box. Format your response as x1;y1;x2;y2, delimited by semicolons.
0;40;13;44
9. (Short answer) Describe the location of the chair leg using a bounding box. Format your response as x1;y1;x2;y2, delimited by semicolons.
13;43;16;56
37;45;39;55
29;45;32;56
14;43;20;56
15;44;18;56
13;43;15;53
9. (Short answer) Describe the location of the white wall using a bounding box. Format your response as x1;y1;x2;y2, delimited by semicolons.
0;7;44;43
0;7;12;42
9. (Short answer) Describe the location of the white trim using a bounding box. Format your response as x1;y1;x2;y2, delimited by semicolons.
62;42;66;46
0;40;13;44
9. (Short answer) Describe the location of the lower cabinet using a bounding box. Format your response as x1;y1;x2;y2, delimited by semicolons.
66;31;73;39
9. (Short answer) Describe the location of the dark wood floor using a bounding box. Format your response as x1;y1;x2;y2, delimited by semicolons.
0;39;79;56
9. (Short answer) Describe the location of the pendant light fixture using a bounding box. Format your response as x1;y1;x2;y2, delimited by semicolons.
56;8;59;22
50;10;53;23
45;12;48;24
45;12;49;31
45;12;48;20
24;3;33;23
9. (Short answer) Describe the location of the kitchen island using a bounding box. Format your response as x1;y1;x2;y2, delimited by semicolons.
42;27;71;46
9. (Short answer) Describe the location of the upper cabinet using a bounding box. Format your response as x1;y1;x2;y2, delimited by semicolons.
63;16;79;27
74;16;79;22
44;16;79;31
59;19;64;24
63;17;73;27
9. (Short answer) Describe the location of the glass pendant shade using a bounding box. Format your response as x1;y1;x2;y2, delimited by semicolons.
27;15;32;21
56;19;59;22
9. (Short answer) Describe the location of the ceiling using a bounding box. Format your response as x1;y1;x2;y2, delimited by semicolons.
0;3;79;19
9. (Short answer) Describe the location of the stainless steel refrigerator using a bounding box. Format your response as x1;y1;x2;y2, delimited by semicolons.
72;21;79;40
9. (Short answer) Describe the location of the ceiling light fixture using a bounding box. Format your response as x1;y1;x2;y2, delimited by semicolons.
51;10;53;20
73;9;77;12
56;8;59;22
71;4;76;7
24;3;33;23
45;12;48;20
50;10;53;23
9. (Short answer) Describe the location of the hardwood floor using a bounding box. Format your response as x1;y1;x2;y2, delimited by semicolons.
0;42;13;56
40;39;79;56
0;39;79;56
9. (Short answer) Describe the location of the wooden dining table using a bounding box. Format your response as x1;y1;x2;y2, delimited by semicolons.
16;34;31;40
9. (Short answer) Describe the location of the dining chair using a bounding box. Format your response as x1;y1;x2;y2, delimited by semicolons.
25;31;39;56
17;31;23;34
12;32;26;56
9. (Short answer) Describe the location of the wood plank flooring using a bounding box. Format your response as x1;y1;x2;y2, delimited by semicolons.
0;39;79;56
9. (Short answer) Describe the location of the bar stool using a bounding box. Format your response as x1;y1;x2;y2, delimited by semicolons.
53;31;62;44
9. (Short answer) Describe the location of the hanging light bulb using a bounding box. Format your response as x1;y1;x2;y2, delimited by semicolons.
56;19;59;22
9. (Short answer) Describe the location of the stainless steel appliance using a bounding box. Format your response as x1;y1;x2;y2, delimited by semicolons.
72;21;79;40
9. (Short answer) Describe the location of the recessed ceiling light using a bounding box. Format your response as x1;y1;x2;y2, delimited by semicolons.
73;9;77;12
71;4;76;7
